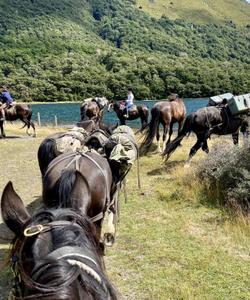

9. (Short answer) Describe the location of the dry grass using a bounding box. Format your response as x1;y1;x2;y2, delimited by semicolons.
0;124;249;299
136;0;250;25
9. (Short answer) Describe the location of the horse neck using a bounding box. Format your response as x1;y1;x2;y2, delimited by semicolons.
174;97;183;104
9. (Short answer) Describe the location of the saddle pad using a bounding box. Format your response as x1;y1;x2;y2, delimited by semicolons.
55;135;82;155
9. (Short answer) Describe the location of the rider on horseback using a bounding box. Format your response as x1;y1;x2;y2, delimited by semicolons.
0;86;13;121
124;88;134;118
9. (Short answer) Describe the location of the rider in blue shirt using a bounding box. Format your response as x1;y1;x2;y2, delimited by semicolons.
0;86;13;120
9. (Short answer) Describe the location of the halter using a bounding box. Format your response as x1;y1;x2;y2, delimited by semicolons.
10;219;107;299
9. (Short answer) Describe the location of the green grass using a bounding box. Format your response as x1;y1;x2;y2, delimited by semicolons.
0;124;249;299
136;0;250;25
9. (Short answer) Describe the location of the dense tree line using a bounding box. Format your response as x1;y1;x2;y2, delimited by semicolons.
0;0;249;101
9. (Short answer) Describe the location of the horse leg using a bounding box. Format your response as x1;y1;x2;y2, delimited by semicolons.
166;122;173;145
29;119;36;137
177;118;185;146
119;117;125;126
0;121;5;138
201;139;209;154
243;131;249;147
139;109;148;132
232;132;239;145
185;136;204;167
162;123;169;153
156;123;161;153
178;117;185;134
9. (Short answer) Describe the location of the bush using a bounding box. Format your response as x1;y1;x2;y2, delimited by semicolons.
196;142;250;215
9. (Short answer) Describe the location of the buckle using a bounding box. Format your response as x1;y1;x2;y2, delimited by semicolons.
24;224;45;237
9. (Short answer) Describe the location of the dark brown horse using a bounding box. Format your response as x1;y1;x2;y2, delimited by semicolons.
140;95;186;153
1;181;118;299
0;103;36;137
163;105;249;164
42;151;118;246
108;101;149;131
80;97;109;122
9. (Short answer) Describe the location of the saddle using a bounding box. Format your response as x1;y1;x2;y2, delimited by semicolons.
84;129;110;152
120;103;137;115
54;127;88;155
3;103;16;114
104;125;138;183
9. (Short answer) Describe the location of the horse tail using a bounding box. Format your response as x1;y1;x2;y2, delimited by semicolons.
163;113;194;159
38;138;57;176
140;105;161;152
55;169;77;208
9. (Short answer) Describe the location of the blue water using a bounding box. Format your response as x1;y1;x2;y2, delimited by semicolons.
31;98;209;127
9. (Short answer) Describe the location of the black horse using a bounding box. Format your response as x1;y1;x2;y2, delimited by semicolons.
1;181;118;299
163;106;249;163
42;150;118;247
0;103;36;137
108;101;149;131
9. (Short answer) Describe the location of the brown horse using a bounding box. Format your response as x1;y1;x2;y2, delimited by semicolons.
0;103;36;137
140;94;186;153
80;97;109;122
42;151;118;247
108;101;149;131
1;182;118;299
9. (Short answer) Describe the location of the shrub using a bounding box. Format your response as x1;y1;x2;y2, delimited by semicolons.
196;142;250;215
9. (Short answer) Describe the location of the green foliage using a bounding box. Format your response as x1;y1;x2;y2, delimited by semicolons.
0;0;249;101
197;143;250;214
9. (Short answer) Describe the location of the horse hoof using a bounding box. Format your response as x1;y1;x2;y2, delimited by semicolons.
104;233;115;247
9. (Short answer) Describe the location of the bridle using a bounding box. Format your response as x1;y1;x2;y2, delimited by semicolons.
9;218;106;299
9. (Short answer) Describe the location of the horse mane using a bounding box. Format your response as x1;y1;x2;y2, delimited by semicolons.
10;209;117;299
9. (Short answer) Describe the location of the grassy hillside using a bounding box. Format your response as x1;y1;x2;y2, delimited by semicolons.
0;0;249;101
137;0;250;25
0;124;249;299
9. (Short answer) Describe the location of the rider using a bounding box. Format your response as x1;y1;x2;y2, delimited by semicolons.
0;86;13;121
124;88;134;118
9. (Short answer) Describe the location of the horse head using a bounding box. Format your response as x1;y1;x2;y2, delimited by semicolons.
94;97;109;109
1;181;118;299
107;100;114;112
168;93;180;102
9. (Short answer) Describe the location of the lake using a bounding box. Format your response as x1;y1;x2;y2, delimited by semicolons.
31;98;209;127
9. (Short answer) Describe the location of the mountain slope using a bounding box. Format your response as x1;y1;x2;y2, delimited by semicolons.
0;0;249;101
136;0;250;25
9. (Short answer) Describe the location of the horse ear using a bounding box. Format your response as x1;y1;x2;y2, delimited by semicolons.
1;181;31;235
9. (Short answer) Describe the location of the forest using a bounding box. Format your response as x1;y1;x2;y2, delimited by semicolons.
0;0;249;101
